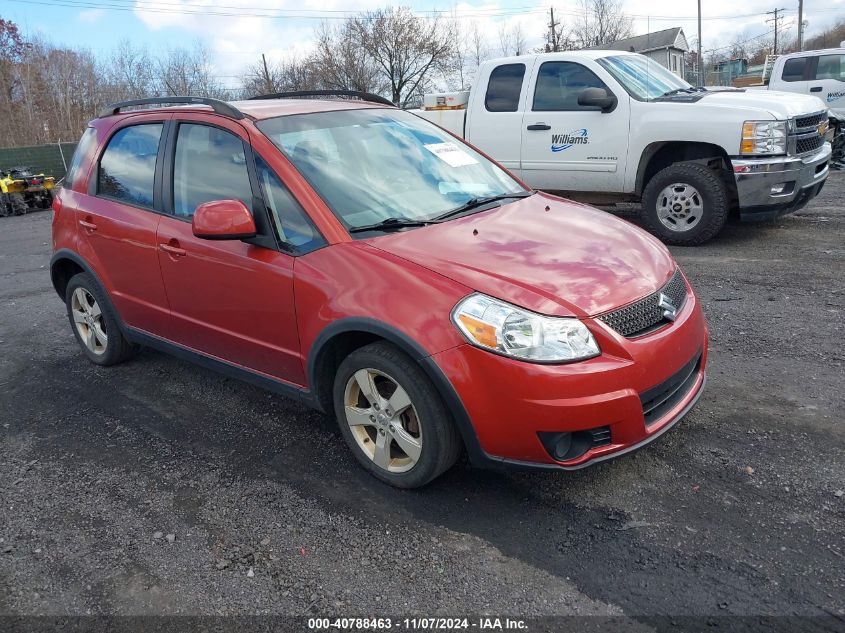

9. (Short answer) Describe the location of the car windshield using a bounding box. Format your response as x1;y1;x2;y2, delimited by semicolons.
257;108;525;233
597;55;693;101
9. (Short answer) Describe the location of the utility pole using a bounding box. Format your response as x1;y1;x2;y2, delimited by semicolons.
766;8;785;55
797;0;804;50
261;53;273;93
547;7;561;52
697;0;703;86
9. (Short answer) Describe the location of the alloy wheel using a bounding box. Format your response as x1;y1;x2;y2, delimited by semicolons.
656;183;704;232
343;368;422;473
71;287;108;355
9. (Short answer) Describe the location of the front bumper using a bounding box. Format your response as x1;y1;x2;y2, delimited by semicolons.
732;144;831;221
431;282;708;470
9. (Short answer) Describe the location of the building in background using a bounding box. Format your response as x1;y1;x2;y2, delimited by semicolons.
592;27;689;77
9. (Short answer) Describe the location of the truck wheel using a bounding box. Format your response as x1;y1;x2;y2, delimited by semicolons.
10;193;28;216
642;162;729;246
333;341;462;488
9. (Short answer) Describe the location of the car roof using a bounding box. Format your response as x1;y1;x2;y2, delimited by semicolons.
778;47;845;59
100;98;392;123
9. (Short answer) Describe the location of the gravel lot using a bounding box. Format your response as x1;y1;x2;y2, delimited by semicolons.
0;174;843;626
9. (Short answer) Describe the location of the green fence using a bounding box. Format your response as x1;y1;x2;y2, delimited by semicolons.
0;142;78;180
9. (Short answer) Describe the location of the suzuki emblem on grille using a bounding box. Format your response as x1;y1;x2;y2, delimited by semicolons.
658;293;678;322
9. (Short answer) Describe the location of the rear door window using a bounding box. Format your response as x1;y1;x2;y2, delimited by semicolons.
97;123;163;208
485;64;526;112
781;57;809;82
171;123;254;218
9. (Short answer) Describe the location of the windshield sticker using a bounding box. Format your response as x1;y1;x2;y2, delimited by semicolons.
424;143;479;167
828;91;845;103
551;128;589;152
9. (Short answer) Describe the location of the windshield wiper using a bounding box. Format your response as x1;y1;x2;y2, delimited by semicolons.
661;87;707;97
348;217;436;234
432;191;535;222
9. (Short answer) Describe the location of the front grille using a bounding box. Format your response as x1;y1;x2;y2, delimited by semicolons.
640;352;702;426
794;112;826;130
790;111;828;156
598;269;687;338
795;134;824;155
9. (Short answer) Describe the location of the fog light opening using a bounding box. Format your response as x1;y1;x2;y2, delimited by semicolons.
538;430;598;462
770;182;794;196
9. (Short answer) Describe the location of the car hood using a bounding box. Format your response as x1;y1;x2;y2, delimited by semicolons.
366;193;676;318
701;89;827;119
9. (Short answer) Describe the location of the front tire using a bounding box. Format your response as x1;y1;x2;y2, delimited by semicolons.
65;273;137;366
641;162;729;246
333;342;461;488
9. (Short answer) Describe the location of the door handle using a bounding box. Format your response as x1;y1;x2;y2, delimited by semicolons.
527;123;551;131
78;219;97;231
159;243;187;257
810;86;823;92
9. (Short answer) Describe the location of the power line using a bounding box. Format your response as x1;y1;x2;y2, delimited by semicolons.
6;0;797;22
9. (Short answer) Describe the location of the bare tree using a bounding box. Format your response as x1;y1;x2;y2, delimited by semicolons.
241;53;315;97
350;8;455;106
498;22;528;57
572;0;632;48
310;21;383;93
156;41;226;98
105;40;154;101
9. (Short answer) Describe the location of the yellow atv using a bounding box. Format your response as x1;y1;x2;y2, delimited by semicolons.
1;166;55;217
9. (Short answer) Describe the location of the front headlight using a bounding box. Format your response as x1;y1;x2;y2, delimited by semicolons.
740;120;787;155
452;294;600;363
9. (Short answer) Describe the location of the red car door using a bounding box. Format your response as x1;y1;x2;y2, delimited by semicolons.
74;117;171;334
155;115;309;386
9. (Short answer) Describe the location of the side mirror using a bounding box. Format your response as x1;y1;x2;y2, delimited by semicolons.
192;199;256;240
577;87;618;113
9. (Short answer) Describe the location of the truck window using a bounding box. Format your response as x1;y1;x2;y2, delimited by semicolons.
533;62;609;111
814;55;844;81
485;64;525;112
781;57;809;82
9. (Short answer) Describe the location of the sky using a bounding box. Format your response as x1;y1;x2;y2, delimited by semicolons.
3;0;845;90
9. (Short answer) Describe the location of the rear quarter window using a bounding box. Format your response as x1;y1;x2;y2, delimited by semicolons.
485;63;526;112
65;127;97;190
781;57;809;82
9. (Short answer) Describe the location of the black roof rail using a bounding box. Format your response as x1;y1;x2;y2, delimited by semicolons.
98;96;245;120
247;90;395;107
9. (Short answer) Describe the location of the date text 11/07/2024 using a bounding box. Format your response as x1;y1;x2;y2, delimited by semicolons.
307;617;528;630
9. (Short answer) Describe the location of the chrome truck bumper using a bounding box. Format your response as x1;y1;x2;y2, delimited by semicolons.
732;143;832;221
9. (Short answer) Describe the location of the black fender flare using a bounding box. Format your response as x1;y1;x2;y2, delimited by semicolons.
49;249;127;331
307;317;487;465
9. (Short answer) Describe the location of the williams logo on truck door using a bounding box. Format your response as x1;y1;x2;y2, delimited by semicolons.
828;91;845;104
551;128;589;152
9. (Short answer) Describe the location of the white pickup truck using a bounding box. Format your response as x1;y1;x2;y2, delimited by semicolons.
758;47;845;119
416;50;832;245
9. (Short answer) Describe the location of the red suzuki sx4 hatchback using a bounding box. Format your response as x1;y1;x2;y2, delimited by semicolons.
51;93;708;488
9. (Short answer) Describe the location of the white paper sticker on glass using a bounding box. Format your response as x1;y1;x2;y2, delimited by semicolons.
424;143;479;167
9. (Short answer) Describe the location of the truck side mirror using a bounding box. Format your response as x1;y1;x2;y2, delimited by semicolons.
577;87;618;113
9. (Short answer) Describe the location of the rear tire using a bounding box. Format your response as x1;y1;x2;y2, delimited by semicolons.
333;341;461;488
641;162;729;246
65;273;137;366
10;193;27;216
